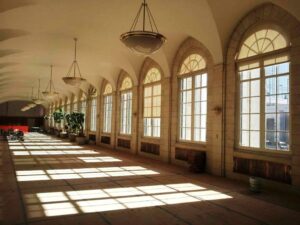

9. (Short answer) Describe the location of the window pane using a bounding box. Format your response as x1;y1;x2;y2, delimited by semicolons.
277;113;288;131
200;102;207;114
265;131;276;149
278;132;288;150
241;114;249;130
250;68;260;79
241;98;249;113
277;62;289;74
277;75;289;94
200;129;206;142
250;97;260;113
250;131;259;148
265;65;276;76
265;95;276;113
201;88;207;101
194;128;200;141
200;115;206;129
241;131;249;146
250;80;260;96
265;77;276;95
277;94;289;112
201;73;207;86
250;114;259;130
241;82;249;97
194;76;201;88
265;114;276;131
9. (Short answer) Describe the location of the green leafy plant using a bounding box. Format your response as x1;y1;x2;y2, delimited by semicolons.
52;108;64;124
66;112;85;136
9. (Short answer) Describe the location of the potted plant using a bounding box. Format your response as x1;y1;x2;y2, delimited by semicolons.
52;108;64;137
65;113;76;142
72;112;86;145
249;176;261;193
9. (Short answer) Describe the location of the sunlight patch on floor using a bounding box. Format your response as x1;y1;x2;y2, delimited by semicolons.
24;183;232;218
16;166;159;181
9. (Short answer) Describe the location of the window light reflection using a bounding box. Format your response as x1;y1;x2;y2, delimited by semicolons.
16;166;159;181
24;183;232;218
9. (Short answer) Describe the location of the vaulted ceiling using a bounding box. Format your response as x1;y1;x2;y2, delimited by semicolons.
0;0;299;105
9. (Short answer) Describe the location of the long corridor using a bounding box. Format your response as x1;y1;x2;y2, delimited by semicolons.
1;133;300;225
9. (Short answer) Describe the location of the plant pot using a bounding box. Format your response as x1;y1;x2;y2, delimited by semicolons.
60;132;68;139
76;136;86;145
249;177;261;193
69;133;77;142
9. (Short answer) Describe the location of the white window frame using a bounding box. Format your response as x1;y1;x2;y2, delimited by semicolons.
178;70;207;143
143;68;161;138
90;97;97;132
102;85;113;134
120;90;132;135
237;51;290;152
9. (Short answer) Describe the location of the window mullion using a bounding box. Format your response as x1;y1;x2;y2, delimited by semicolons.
191;76;195;141
260;60;265;150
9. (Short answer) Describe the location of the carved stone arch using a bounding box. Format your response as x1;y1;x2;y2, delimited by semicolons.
225;2;300;186
172;37;214;77
117;70;133;91
100;79;113;95
139;57;164;84
226;3;300;63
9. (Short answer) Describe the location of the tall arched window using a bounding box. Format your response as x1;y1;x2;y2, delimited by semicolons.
90;93;97;132
178;54;207;142
48;105;52;127
120;77;133;135
80;95;87;129
237;28;290;151
103;83;113;133
143;68;161;137
73;96;78;112
66;98;71;114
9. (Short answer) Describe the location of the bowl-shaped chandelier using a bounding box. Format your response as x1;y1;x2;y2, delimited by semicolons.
42;65;59;99
32;79;44;105
120;0;166;54
62;38;86;87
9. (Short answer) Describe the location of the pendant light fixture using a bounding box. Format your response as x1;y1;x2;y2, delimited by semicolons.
33;79;43;105
62;38;86;87
120;0;166;54
42;65;59;99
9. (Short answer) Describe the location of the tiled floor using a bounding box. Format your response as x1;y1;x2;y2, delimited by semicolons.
1;133;300;225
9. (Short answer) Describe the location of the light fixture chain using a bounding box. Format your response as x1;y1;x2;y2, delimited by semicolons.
130;3;143;31
75;62;82;78
146;3;159;32
50;65;53;92
146;5;154;32
143;0;146;31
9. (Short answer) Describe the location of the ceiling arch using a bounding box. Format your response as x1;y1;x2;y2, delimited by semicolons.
0;0;299;104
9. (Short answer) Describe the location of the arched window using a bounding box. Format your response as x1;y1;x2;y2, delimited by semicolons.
48;104;52;127
73;96;78;112
90;90;97;132
80;95;87;129
66;98;71;114
237;28;290;151
178;54;207;142
103;83;113;133
120;77;133;135
143;68;161;137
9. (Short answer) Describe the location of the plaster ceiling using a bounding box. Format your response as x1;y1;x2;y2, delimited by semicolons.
0;0;299;105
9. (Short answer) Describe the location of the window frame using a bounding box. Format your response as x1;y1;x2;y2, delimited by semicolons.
142;71;162;139
89;97;97;132
119;89;132;136
102;85;113;134
177;66;208;144
236;48;291;154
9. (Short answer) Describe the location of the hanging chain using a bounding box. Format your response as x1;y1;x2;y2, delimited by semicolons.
129;0;159;33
